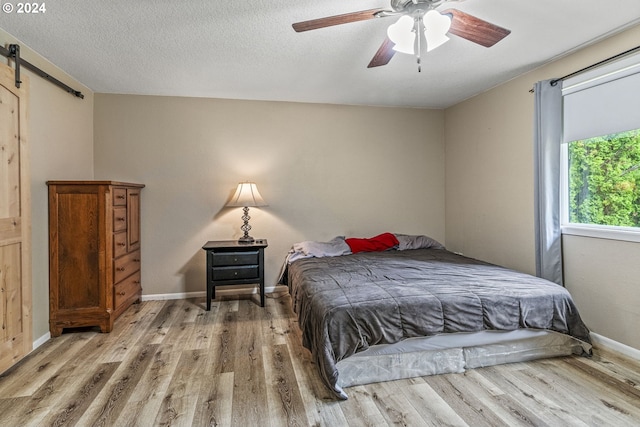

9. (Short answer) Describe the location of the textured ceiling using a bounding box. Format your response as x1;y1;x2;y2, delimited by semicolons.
1;0;640;108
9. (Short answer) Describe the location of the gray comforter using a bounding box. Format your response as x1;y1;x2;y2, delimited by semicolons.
287;248;591;399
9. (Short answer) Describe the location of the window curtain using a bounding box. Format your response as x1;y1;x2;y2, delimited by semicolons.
533;79;563;285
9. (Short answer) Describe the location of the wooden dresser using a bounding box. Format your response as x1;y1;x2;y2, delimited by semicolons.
47;181;144;336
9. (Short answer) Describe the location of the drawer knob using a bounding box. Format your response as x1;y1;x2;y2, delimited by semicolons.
117;195;125;199
234;272;238;276
117;267;126;272
118;291;126;296
134;280;141;284
117;217;126;221
134;259;140;263
118;242;126;247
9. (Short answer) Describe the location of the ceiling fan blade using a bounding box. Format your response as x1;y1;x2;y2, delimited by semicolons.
293;8;385;32
367;37;396;68
440;9;511;47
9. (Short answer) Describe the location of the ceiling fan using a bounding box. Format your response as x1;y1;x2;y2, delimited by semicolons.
292;0;511;70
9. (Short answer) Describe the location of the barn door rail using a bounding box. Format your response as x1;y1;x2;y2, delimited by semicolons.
0;43;84;99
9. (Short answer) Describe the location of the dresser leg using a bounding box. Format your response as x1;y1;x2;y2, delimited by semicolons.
99;319;114;333
50;325;63;338
206;283;212;311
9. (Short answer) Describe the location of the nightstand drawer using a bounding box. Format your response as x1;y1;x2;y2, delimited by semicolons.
212;251;259;266
212;265;259;281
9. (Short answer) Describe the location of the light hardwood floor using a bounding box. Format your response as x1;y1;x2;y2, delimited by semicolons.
1;295;639;426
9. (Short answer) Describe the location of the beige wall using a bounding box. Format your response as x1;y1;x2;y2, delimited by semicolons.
563;235;640;347
0;29;94;341
93;95;445;296
444;24;640;350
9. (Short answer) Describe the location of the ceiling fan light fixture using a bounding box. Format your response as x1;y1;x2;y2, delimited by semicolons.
423;10;451;52
387;15;415;54
425;31;450;51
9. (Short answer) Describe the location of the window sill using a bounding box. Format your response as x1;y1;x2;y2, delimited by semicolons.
561;224;640;243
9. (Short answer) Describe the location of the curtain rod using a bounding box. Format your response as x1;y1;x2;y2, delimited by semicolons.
549;44;640;86
529;44;640;93
0;44;84;99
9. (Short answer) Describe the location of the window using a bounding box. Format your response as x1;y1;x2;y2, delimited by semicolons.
561;53;640;241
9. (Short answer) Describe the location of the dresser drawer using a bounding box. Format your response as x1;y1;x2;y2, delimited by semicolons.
114;250;141;283
113;187;127;206
114;271;141;309
212;265;259;281
113;206;127;232
113;231;128;258
212;251;259;266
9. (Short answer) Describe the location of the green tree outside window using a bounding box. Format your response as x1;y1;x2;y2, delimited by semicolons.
568;129;640;227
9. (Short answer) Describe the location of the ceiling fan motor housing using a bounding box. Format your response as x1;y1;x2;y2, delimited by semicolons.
391;0;445;12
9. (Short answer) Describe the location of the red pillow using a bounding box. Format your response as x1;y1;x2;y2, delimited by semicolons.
346;232;399;254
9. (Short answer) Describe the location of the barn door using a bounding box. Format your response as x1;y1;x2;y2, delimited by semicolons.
0;62;31;372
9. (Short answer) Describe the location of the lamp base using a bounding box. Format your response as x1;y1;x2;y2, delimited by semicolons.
238;206;255;243
238;235;255;243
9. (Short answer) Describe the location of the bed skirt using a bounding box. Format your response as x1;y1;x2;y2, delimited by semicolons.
335;329;591;390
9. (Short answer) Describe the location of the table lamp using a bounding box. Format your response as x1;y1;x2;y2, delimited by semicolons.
225;182;268;243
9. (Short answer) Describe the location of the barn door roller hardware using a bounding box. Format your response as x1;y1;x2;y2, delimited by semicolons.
0;43;84;99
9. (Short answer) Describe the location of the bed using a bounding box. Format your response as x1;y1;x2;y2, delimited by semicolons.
284;234;592;400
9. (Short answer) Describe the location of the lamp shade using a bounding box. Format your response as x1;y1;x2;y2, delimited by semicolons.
225;182;268;207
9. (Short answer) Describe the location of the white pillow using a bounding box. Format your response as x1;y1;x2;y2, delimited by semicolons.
289;236;352;263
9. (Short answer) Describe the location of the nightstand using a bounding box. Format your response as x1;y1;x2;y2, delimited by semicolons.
202;239;268;310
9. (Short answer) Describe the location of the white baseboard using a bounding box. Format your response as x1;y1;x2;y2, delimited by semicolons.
141;291;206;301
33;332;51;351
590;332;640;361
141;285;282;301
